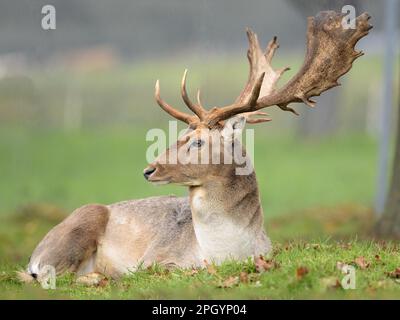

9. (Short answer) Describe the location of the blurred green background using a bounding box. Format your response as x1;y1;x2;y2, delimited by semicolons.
0;55;386;216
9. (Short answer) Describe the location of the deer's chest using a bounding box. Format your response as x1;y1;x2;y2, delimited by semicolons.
191;190;256;262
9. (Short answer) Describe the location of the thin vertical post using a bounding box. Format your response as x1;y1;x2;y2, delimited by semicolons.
375;0;398;214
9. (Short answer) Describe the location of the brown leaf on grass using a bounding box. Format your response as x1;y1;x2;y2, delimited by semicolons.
239;272;249;284
204;260;217;275
296;266;309;280
219;276;239;288
386;267;400;279
254;255;277;273
354;256;370;269
97;278;109;288
375;255;381;261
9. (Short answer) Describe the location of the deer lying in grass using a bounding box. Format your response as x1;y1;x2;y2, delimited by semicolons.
21;11;371;282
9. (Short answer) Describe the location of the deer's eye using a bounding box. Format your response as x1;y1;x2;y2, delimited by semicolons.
190;139;204;148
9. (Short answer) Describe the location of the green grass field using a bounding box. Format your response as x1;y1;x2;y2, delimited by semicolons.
2;241;400;299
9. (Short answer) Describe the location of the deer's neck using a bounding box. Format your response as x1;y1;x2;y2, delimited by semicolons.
189;171;265;262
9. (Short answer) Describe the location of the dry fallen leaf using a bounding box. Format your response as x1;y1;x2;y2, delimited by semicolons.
296;266;309;280
219;276;239;288
375;255;381;261
97;278;109;288
204;260;217;275
254;255;276;273
239;272;249;283
354;256;370;269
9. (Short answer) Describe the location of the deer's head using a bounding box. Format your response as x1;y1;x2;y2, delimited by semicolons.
143;11;372;186
143;115;251;186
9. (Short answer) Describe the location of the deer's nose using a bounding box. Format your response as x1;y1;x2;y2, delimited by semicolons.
143;167;156;180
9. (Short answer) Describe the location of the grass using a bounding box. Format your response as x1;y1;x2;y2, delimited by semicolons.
1;240;400;299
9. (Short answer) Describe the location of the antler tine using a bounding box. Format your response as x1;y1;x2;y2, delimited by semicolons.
243;111;272;124
265;36;279;63
248;72;266;106
181;69;206;120
196;89;205;109
154;80;197;125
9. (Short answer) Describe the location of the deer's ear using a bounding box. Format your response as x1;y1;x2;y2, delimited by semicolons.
221;116;246;141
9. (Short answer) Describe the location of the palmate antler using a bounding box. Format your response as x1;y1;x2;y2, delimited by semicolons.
154;11;372;128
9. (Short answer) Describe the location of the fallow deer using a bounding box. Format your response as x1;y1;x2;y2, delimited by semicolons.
22;11;371;282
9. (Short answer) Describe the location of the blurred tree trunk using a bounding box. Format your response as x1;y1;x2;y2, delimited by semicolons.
286;0;361;138
375;78;400;238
